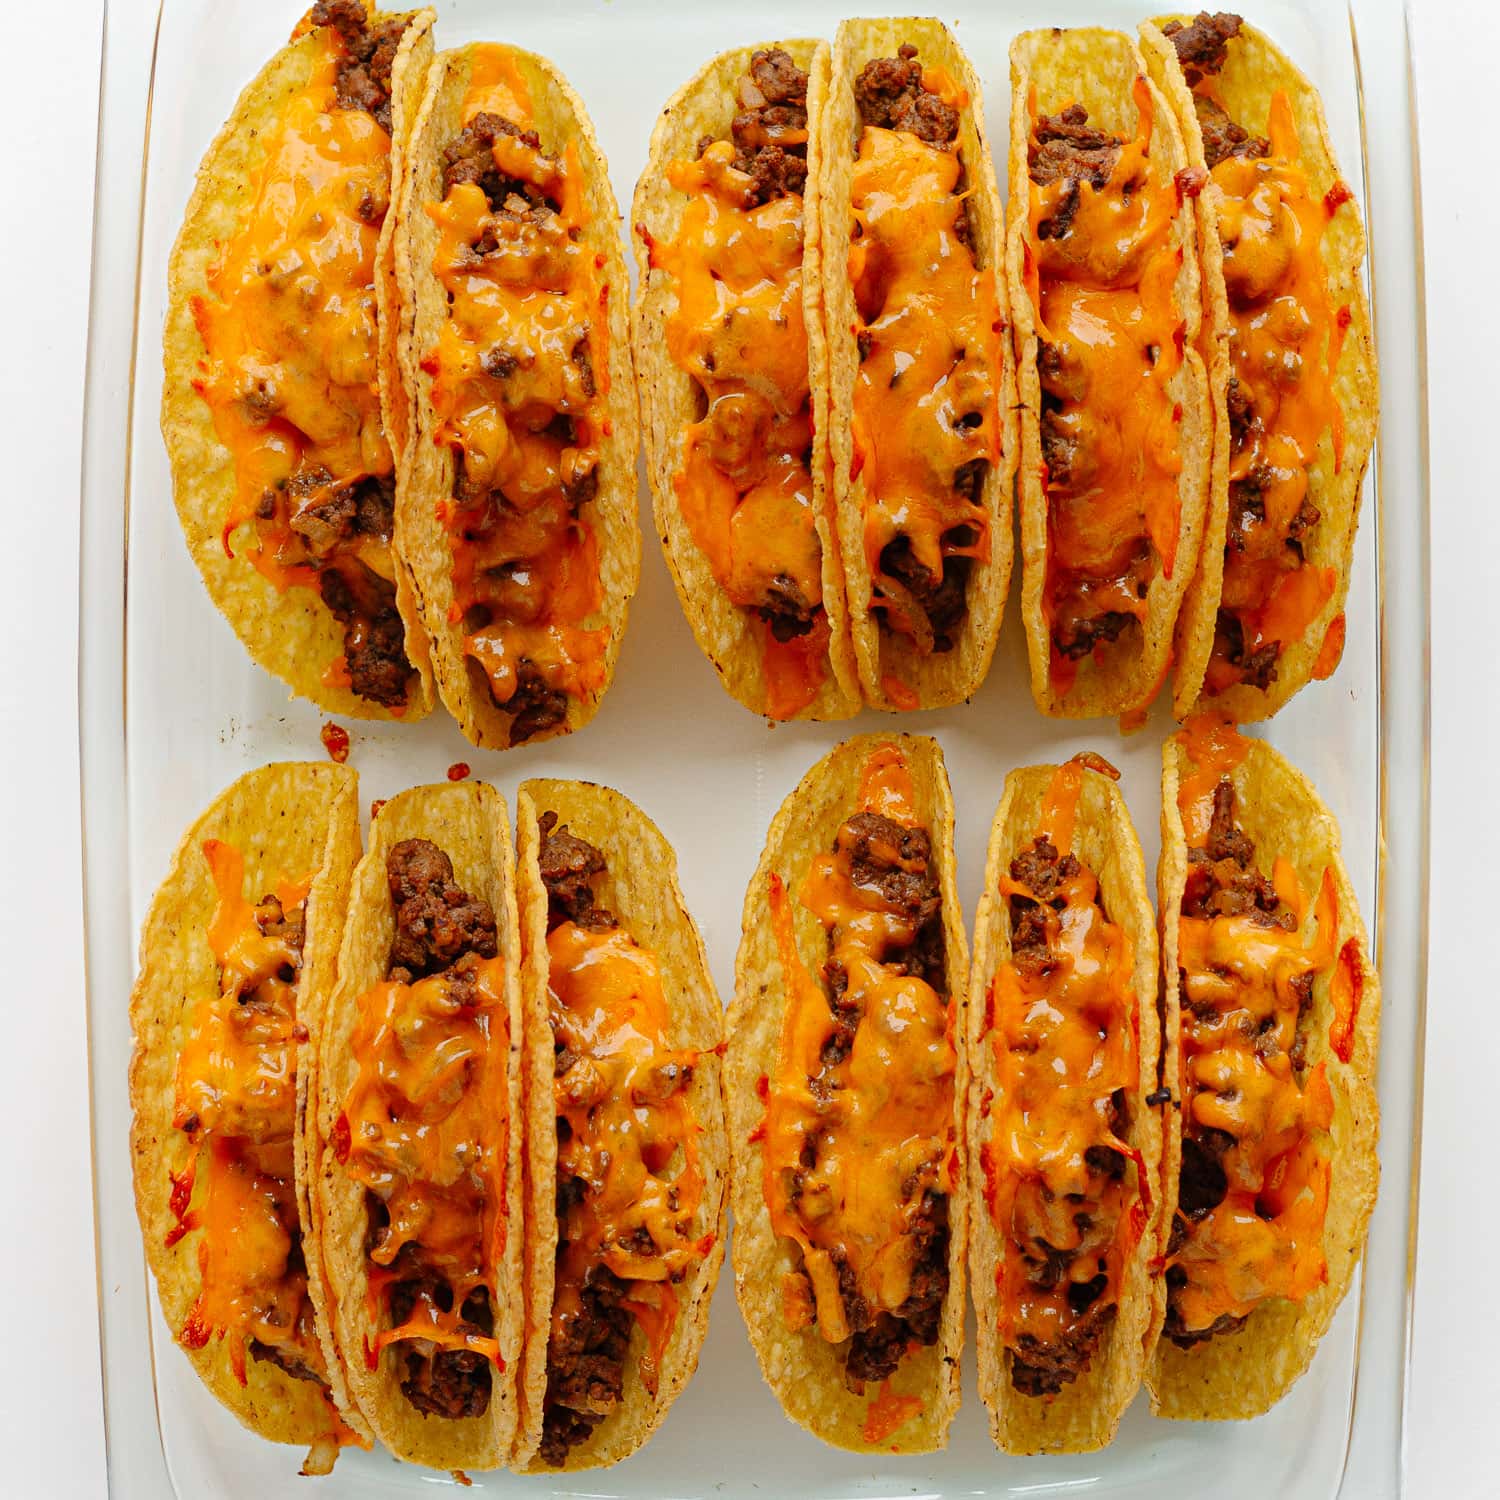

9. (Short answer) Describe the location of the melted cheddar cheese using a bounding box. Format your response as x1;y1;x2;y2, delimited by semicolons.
189;19;404;693
1200;90;1348;694
1167;716;1338;1334
760;746;955;1369
168;840;327;1392
651;137;830;719
422;47;610;720
982;763;1145;1372
1026;80;1185;689
849;72;1000;662
337;954;510;1367
547;918;712;1398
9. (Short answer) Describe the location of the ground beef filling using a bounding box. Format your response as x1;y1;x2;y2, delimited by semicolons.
854;44;959;146
533;812;638;1465
694;47;812;210
1165;778;1315;1347
799;810;951;1389
1001;837;1126;1394
1029;104;1122;241
291;471;415;709
1162;11;1245;89
853;46;980;651
374;839;500;1417
309;0;408;132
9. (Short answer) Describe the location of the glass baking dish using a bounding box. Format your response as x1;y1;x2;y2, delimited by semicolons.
78;0;1428;1495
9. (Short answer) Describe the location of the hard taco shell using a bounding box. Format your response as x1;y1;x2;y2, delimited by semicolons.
1008;28;1210;721
129;762;363;1460
161;9;435;722
822;19;1017;711
395;43;639;749
512;780;727;1470
632;41;860;723
966;761;1163;1453
1139;17;1379;722
309;780;523;1469
1150;731;1380;1418
728;733;969;1452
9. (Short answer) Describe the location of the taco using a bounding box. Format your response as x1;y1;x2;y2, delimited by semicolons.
821;20;1017;712
1140;15;1378;722
513;781;727;1469
1150;716;1380;1418
129;763;364;1475
162;2;436;721
729;734;969;1452
967;755;1163;1453
1008;27;1211;723
633;43;861;722
395;42;639;749
310;781;524;1469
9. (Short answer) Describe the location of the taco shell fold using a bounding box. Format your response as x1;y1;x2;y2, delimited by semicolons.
396;42;639;749
632;41;861;723
129;762;364;1465
513;780;727;1470
729;732;969;1452
1008;27;1210;722
1140;15;1378;722
161;7;436;722
967;759;1163;1453
822;18;1017;712
310;780;523;1470
1151;726;1380;1418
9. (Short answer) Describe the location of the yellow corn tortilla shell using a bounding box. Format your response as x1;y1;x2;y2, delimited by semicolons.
396;44;640;749
1149;731;1381;1419
309;781;523;1469
129;762;363;1462
967;762;1163;1453
161;8;435;722
512;780;727;1470
632;42;860;723
1007;28;1210;721
728;733;969;1452
822;19;1017;711
1141;17;1379;723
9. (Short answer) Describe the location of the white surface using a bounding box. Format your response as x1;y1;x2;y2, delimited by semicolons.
1404;7;1500;1500
0;3;108;1499
0;1;1485;1497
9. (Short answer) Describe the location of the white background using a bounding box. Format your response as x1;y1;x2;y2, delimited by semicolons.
0;2;1487;1496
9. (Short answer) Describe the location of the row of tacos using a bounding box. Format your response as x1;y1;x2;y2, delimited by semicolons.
163;2;639;748
162;6;1375;739
633;11;1377;725
729;724;1379;1455
130;766;725;1474
131;720;1379;1468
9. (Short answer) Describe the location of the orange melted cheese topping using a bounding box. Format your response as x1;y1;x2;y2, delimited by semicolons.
423;46;610;718
189;21;400;647
650;138;830;720
337;954;510;1366
982;763;1146;1366
1168;716;1338;1334
1200;90;1349;694
760;746;956;1360
167;840;327;1392
849;71;1000;660
1026;80;1186;688
547;918;712;1397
